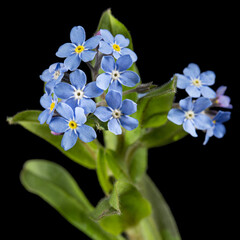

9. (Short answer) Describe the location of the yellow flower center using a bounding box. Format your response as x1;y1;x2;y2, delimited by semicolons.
112;43;121;52
50;102;55;112
69;120;78;129
192;78;202;87
75;45;85;54
213;120;216;124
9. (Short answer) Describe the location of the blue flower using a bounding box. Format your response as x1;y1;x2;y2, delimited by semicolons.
203;110;231;145
98;29;137;62
167;97;213;137
94;90;138;135
40;63;68;95
54;69;103;114
38;93;58;124
56;26;101;70
214;86;233;109
176;63;216;98
49;102;97;150
96;55;140;92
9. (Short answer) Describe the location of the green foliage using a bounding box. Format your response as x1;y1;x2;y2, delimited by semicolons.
8;110;98;169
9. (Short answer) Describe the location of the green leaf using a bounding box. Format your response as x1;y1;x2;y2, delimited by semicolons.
21;160;124;240
137;175;182;240
8;110;98;169
99;181;152;235
139;120;188;148
96;148;113;195
137;76;177;128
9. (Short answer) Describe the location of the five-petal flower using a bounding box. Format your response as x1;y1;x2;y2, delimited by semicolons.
98;29;137;62
56;26;101;70
214;86;233;109
176;63;216;98
54;69;103;114
167;97;213;137
94;90;138;135
96;55;140;92
49;102;96;150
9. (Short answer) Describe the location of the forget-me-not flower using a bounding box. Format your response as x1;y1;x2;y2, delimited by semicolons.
96;55;140;92
98;29;137;62
167;97;213;137
54;69;103;114
38;93;58;124
203;110;231;145
49;102;96;150
40;63;68;95
56;26;101;70
176;63;216;98
214;86;233;109
94;90;138;135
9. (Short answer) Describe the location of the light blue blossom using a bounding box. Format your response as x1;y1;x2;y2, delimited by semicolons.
98;29;137;62
54;69;103;114
49;102;96;150
94;90;138;135
167;97;213;137
176;63;216;98
96;55;140;92
40;63;68;95
56;26;101;70
38;93;58;124
203;110;231;145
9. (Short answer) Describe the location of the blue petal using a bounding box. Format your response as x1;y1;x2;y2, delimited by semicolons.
70;26;85;45
214;123;226;138
186;85;201;98
77;125;96;143
216;86;227;96
64;54;81;71
193;114;213;130
45;80;56;95
84;35;101;49
119;115;138;131
74;107;86;125
46;111;54;124
106;90;122;110
116;55;132;71
81;50;97;62
193;97;212;113
120;48;137;62
183;119;198;137
120;99;137;115
40;93;52;109
56;102;74;120
113;51;121;59
167;109;185;125
109;80;122;93
176;74;191;89
94;107;112;122
56;43;75;58
61;129;78;151
98;41;113;54
79;98;96;114
100;29;114;44
200;86;216;98
101;56;115;73
40;69;52;82
179;97;193;111
49;117;68;133
119;71;140;87
200;71;215;85
38;110;49;124
115;34;130;48
108;118;122;135
54;82;74;99
183;63;200;79
84;82;103;98
70;69;86;90
213;111;231;123
96;73;111;90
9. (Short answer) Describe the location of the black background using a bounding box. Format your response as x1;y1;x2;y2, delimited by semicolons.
2;1;239;239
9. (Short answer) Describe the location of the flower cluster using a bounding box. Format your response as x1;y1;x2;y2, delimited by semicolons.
168;63;232;144
38;26;139;150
